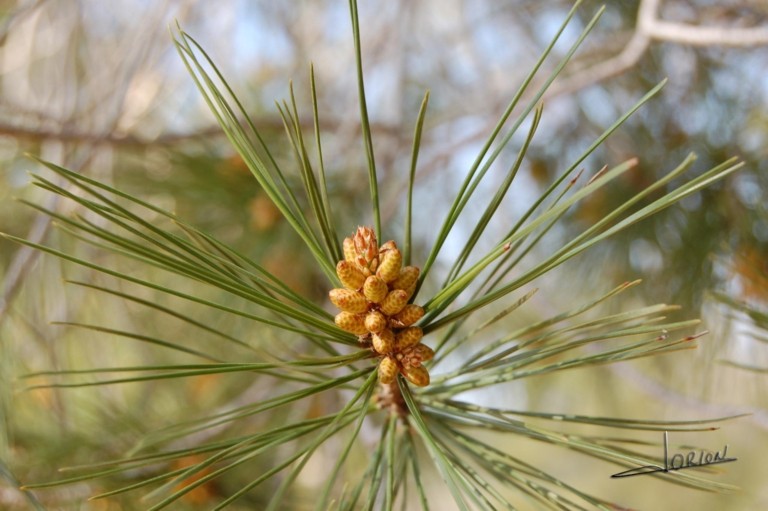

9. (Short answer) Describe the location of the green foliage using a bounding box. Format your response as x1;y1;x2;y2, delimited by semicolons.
2;1;747;509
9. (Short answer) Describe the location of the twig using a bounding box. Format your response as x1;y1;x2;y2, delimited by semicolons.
547;0;768;99
0;117;404;148
642;0;768;47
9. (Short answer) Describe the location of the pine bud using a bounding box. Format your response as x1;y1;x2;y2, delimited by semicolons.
336;260;366;290
402;365;430;387
379;289;409;316
372;328;395;354
378;356;398;384
390;304;424;328
353;226;378;270
363;275;388;303
334;311;368;335
365;310;387;334
395;326;423;351
334;227;430;388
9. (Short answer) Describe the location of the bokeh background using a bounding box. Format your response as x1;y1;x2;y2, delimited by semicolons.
1;1;767;509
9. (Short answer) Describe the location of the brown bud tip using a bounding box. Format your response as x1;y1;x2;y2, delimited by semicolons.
329;288;368;314
353;226;378;269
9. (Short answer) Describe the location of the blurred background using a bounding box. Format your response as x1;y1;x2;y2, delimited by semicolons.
1;0;767;509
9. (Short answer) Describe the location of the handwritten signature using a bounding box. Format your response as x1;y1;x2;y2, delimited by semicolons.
611;431;737;479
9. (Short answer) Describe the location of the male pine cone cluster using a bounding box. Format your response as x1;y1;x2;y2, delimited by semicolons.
331;227;434;387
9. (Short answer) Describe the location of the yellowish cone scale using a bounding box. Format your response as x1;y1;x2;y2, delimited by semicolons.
379;289;409;316
391;266;419;291
372;329;395;354
390;304;424;328
376;247;402;283
328;289;368;314
395;326;423;350
336;260;366;290
379;240;397;252
334;311;368;335
378;356;398;384
365;310;387;334
403;282;417;301
402;365;430;387
343;237;357;263
363;275;388;303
